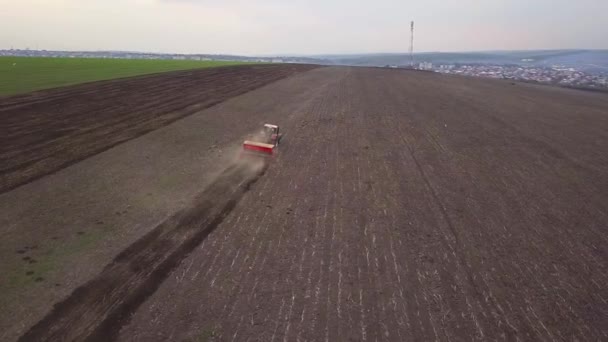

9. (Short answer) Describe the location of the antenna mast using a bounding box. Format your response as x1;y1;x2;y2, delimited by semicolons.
410;21;415;67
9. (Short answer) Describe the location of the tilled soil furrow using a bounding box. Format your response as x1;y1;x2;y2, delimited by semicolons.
1;67;290;150
0;67;255;125
0;65;302;111
302;116;338;342
0;64;317;193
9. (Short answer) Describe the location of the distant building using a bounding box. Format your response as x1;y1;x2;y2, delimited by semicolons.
418;62;433;70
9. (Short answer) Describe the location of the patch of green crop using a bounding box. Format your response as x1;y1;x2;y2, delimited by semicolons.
0;57;249;96
0;227;106;307
180;328;216;342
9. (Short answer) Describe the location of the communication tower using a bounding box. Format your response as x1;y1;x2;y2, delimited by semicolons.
410;21;415;67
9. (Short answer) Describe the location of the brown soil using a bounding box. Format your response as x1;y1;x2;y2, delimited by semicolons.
20;160;268;341
0;67;331;342
0;64;317;194
6;67;608;341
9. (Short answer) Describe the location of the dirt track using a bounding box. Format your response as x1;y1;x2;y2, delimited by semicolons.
4;67;608;341
0;64;317;193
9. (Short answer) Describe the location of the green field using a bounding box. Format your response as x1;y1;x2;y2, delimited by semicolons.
0;57;247;96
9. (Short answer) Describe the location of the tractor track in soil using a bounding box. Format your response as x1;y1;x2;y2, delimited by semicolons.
0;64;317;194
19;161;268;342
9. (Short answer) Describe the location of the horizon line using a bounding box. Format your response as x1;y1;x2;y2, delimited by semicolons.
2;48;607;58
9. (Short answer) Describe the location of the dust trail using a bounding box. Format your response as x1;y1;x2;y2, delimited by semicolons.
19;154;268;342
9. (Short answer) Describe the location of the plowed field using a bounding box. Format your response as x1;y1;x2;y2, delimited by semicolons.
3;67;608;341
0;64;317;193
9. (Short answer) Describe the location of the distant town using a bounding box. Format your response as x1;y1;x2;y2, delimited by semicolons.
0;48;325;65
414;62;608;90
2;48;608;90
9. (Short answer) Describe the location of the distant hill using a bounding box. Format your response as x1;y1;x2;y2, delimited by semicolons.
3;48;606;74
314;50;608;72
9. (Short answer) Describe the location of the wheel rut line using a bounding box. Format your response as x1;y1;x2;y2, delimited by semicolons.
397;122;460;246
18;161;269;342
397;119;492;337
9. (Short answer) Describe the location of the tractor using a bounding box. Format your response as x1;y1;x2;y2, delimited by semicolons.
242;124;283;155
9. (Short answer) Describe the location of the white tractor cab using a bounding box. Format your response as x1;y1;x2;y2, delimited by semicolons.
263;124;281;146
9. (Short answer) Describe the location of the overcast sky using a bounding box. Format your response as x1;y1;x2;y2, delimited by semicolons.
1;0;606;55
